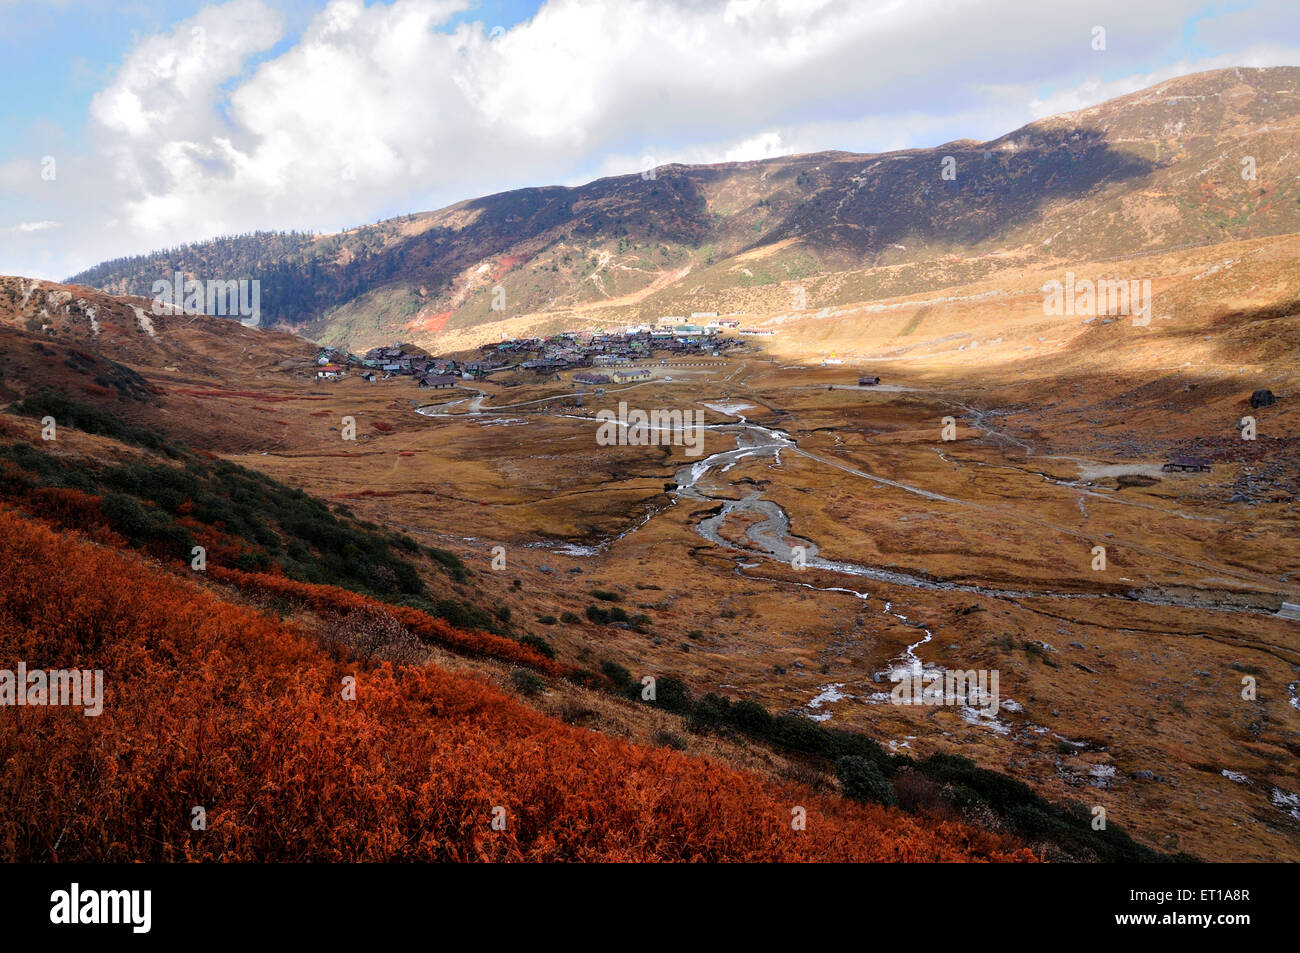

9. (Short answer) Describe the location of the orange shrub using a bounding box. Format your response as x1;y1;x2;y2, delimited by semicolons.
14;488;124;546
207;565;565;675
0;512;1033;863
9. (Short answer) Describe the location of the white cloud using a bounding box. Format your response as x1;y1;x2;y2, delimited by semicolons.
723;132;788;163
4;0;1300;280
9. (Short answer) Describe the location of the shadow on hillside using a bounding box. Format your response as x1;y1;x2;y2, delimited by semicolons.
62;126;1169;331
748;126;1159;259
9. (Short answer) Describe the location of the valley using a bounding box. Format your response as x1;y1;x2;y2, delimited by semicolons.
4;65;1298;865
54;229;1292;862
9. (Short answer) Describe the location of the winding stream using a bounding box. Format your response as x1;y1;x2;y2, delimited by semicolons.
670;413;1270;616
412;395;1292;734
415;395;1281;620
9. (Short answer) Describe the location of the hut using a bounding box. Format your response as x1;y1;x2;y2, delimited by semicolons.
418;374;458;389
1161;455;1212;473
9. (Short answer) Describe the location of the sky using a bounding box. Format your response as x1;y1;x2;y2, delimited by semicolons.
2;0;1298;280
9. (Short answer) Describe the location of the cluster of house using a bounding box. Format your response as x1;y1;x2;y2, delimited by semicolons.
478;323;744;378
311;344;460;388
571;367;652;387
312;346;357;381
355;344;462;388
311;315;757;388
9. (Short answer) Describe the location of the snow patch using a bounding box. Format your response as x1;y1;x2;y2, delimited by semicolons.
1271;788;1300;820
131;305;156;338
805;683;849;721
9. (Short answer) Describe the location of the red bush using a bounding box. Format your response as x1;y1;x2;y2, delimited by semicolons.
207;565;565;675
0;512;1034;863
14;488;124;546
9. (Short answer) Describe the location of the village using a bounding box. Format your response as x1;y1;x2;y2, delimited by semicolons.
309;314;762;391
306;323;1241;479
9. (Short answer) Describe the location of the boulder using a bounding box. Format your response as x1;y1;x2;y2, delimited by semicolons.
1250;388;1275;408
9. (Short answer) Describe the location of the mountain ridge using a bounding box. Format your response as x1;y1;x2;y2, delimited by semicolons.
66;66;1300;351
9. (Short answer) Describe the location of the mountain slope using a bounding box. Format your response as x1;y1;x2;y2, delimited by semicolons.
0;388;1043;862
0;506;1039;861
66;67;1300;351
0;337;1192;862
